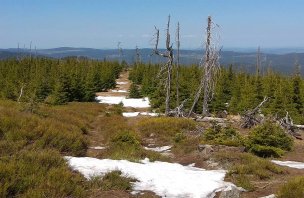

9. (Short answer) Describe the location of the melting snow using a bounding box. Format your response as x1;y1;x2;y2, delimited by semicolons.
123;112;159;117
143;145;172;152
123;112;140;117
65;157;240;198
117;82;128;85
89;146;106;150
96;96;151;108
111;90;128;93
271;160;304;169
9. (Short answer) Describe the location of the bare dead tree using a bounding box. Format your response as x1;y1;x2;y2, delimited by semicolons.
153;15;174;116
241;96;269;128
117;41;123;64
175;22;180;108
17;43;20;61
29;41;32;60
188;16;220;117
135;45;141;64
256;46;261;76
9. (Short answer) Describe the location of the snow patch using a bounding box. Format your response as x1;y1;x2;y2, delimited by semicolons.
122;112;159;117
89;146;106;150
140;112;160;117
143;145;172;152
111;90;128;93
117;82;128;85
123;112;140;117
96;96;151;108
271;160;304;169
65;156;239;198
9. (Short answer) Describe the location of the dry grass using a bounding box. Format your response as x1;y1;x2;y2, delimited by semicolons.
277;176;304;198
0;100;106;197
136;117;196;144
213;151;285;191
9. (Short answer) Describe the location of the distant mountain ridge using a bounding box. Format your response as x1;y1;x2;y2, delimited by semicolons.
1;47;304;74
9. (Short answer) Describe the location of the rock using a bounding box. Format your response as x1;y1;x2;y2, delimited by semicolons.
219;185;245;198
206;160;220;168
198;144;214;156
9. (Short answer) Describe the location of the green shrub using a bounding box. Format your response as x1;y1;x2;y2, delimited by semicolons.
110;131;140;147
173;132;186;143
246;122;293;157
277;177;304;198
202;125;243;147
249;145;285;158
129;83;142;98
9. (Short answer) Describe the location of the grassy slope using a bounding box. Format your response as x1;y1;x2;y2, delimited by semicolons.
1;99;303;197
0;100;105;197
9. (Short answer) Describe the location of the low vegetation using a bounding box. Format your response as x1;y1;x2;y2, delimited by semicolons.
202;124;243;147
104;130;166;162
214;152;285;191
0;150;86;198
277;176;304;198
137;117;196;144
0;100;105;197
87;171;136;191
246;122;293;157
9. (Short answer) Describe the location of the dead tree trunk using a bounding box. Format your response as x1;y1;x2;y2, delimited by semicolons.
17;84;24;103
117;42;123;64
188;16;220;117
175;22;180;108
256;46;261;77
241;96;269;128
135;45;141;64
278;112;303;139
153;15;174;116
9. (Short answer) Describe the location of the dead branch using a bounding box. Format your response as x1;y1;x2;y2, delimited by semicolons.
241;96;269;128
278;111;303;139
168;99;188;117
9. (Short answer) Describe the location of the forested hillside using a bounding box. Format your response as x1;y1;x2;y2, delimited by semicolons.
0;57;123;105
129;63;304;123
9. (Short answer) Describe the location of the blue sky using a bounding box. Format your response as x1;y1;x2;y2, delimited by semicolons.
1;0;304;49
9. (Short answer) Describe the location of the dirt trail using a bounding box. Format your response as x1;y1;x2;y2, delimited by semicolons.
96;71;130;97
96;70;150;112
